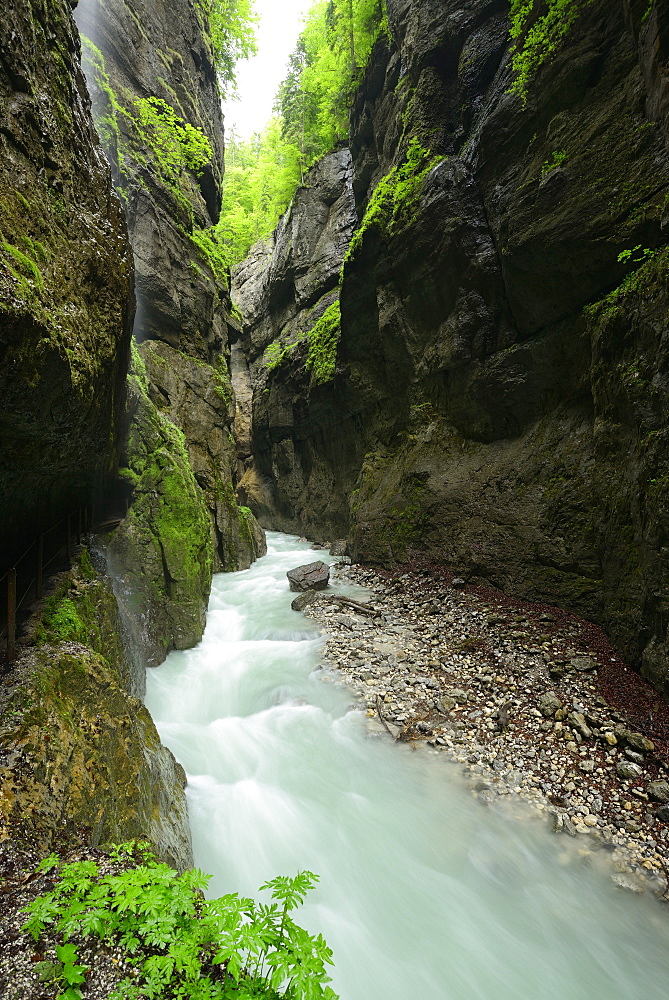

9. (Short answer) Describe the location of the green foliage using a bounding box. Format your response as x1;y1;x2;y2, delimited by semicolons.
22;847;338;1000
344;139;440;265
55;942;87;1000
37;597;86;645
584;246;664;323
541;149;568;174
263;339;300;371
132;97;213;184
217;120;303;265
617;245;654;264
279;0;386;166
190;227;230;288
217;1;387;264
508;0;588;102
196;0;258;92
306;301;341;385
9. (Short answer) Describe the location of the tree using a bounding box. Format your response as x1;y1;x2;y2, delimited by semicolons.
197;0;258;93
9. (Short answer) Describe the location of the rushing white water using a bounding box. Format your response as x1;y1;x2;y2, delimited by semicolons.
146;532;669;999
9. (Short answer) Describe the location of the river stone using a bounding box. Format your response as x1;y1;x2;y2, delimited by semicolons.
291;589;319;611
567;711;592;740
647;780;669;803
287;561;330;592
625;732;655;754
538;691;563;717
330;539;350;556
656;805;669;822
437;695;456;714
570;656;598;672
616;761;644;780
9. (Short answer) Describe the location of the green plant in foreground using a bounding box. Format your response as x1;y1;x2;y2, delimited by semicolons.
22;845;338;1000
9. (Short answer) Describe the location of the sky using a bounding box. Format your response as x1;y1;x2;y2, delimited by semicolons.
222;0;313;140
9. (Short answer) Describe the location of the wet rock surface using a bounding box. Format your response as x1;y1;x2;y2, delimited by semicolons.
307;561;669;897
287;561;331;593
236;0;669;696
0;0;133;568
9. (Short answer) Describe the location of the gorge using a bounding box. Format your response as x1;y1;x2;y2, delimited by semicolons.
1;0;669;996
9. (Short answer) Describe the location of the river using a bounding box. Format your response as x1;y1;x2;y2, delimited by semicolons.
145;531;669;999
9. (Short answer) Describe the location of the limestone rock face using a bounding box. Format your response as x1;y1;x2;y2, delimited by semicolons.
0;0;134;568
237;0;669;696
142;340;267;573
76;0;265;663
0;555;192;870
108;364;214;670
232;149;358;534
75;0;227;361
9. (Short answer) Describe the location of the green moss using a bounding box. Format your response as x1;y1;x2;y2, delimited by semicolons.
541;149;568;175
375;474;430;562
189;226;230;289
263;339;300;371
508;0;587;103
76;549;96;581
213;356;233;407
306;301;340;385
343;139;441;268
584;247;666;324
38;597;86;644
129;339;149;393
1;240;43;288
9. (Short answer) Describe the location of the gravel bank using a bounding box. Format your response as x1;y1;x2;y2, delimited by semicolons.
305;559;669;898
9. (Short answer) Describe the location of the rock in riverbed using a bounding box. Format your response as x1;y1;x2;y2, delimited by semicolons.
287;561;330;592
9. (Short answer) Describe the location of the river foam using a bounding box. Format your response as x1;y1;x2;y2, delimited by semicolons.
146;531;669;999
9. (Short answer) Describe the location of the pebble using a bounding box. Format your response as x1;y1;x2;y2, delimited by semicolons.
311;560;669;897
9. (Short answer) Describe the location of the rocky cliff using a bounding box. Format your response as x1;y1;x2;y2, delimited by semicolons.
0;0;133;568
0;0;193;865
234;0;669;697
0;549;192;869
76;0;265;667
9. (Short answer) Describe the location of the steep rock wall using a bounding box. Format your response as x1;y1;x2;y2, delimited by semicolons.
0;0;195;865
0;0;134;568
76;0;265;665
232;149;358;533
0;551;192;869
237;0;669;696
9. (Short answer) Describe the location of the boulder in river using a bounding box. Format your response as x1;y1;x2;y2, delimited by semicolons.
287;561;330;592
291;590;320;611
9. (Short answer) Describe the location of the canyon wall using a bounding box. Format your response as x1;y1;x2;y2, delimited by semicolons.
0;0;191;864
235;0;669;696
76;0;265;668
0;0;134;569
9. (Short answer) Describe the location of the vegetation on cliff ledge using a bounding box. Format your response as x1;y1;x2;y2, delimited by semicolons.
509;0;588;101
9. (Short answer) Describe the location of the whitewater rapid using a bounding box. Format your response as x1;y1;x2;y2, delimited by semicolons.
145;532;669;999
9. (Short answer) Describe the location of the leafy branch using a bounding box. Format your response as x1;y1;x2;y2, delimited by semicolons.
22;845;338;1000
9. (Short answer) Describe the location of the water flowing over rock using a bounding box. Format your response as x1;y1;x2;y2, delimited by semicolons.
234;0;669;698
